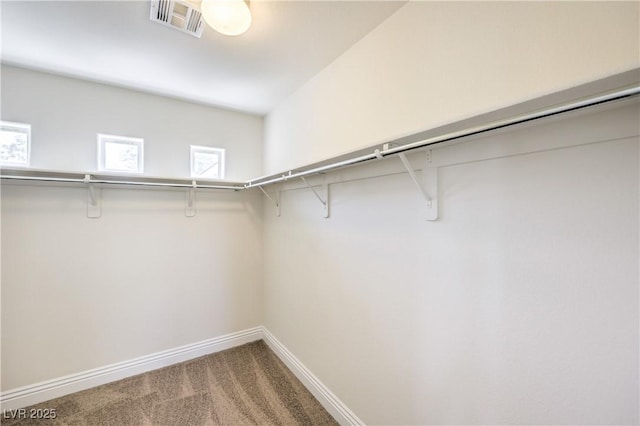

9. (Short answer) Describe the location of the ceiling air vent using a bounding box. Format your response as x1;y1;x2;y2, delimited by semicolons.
150;0;204;38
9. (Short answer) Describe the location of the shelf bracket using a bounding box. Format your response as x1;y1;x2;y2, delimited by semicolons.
398;151;438;221
186;180;196;217
300;176;330;218
258;186;280;217
84;174;101;218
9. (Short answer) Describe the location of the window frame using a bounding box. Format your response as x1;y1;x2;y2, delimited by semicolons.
97;133;144;174
190;145;225;179
0;120;31;167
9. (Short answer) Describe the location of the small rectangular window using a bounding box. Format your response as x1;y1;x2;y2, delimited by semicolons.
191;145;225;179
0;121;31;167
98;134;144;173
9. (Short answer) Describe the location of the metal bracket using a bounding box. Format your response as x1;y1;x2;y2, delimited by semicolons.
258;186;281;217
186;180;196;217
398;151;438;221
300;176;330;218
84;174;101;218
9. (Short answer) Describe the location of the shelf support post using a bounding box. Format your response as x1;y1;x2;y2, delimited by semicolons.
84;174;101;218
258;186;280;217
398;151;438;221
300;176;329;218
186;180;196;217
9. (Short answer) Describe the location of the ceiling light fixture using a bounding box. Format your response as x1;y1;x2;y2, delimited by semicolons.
200;0;252;36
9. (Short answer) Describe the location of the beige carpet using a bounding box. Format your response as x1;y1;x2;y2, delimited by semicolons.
3;341;338;426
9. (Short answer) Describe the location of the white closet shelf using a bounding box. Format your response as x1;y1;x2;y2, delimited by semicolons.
1;79;638;219
0;167;245;190
247;84;640;189
2;84;639;193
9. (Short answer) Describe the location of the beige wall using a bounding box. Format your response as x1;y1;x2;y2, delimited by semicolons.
262;101;639;424
1;65;263;181
0;66;264;390
261;7;640;420
1;186;263;390
264;1;640;174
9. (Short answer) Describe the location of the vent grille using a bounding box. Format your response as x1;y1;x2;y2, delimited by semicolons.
186;9;202;33
157;0;170;21
150;0;204;38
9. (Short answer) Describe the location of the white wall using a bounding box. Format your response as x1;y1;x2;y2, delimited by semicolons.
262;4;640;421
1;186;263;390
1;66;264;390
1;65;263;181
264;1;640;174
262;101;639;424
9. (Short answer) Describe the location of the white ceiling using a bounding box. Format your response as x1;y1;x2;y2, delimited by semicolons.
1;1;405;115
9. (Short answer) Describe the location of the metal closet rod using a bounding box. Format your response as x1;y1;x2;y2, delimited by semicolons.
0;174;244;190
2;85;638;191
245;85;640;189
88;178;242;190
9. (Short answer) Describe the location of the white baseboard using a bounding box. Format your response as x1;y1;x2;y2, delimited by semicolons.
1;326;361;426
0;326;262;411
261;327;364;426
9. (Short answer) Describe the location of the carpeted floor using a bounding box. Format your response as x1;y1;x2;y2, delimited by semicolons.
2;340;338;426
